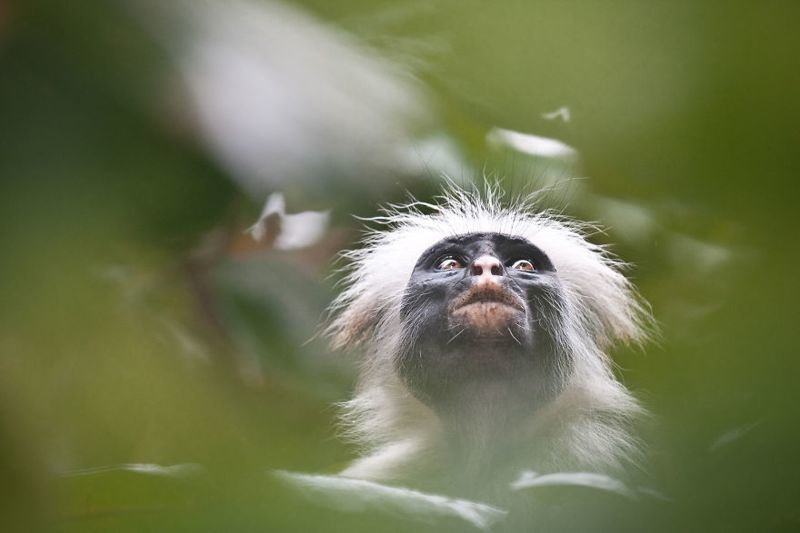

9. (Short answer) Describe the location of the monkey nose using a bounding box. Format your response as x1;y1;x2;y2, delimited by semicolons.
471;255;503;278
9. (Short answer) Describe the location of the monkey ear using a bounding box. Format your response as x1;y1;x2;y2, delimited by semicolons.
566;261;653;350
325;297;384;351
325;228;414;351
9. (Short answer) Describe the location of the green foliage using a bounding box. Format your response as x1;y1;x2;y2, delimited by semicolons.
1;0;798;531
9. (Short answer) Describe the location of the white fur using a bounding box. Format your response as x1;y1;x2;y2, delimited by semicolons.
328;186;652;483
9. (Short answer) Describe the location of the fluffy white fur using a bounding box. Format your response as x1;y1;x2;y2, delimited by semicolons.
327;186;652;483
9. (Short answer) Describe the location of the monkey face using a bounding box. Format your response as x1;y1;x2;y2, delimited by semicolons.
397;233;567;410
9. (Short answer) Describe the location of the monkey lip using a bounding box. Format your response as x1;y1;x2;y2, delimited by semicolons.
452;284;526;313
449;285;526;333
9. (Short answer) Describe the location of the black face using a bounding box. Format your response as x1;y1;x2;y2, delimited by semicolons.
397;233;568;414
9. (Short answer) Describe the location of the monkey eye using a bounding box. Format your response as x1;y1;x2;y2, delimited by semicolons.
510;259;536;272
436;256;464;271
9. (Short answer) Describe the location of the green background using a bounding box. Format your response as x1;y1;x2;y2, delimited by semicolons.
1;0;798;531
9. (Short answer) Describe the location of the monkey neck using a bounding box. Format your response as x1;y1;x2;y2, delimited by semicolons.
397;335;565;481
434;382;538;478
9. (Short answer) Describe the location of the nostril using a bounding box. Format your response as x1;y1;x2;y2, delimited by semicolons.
472;255;503;277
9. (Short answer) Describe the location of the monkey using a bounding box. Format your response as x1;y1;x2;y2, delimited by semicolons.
326;186;652;496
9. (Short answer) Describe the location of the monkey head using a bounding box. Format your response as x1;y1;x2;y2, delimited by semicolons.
397;232;568;412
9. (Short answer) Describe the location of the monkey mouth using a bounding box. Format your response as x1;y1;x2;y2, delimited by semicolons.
452;284;526;312
449;285;526;334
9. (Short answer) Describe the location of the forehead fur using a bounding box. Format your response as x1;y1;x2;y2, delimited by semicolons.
328;187;650;350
